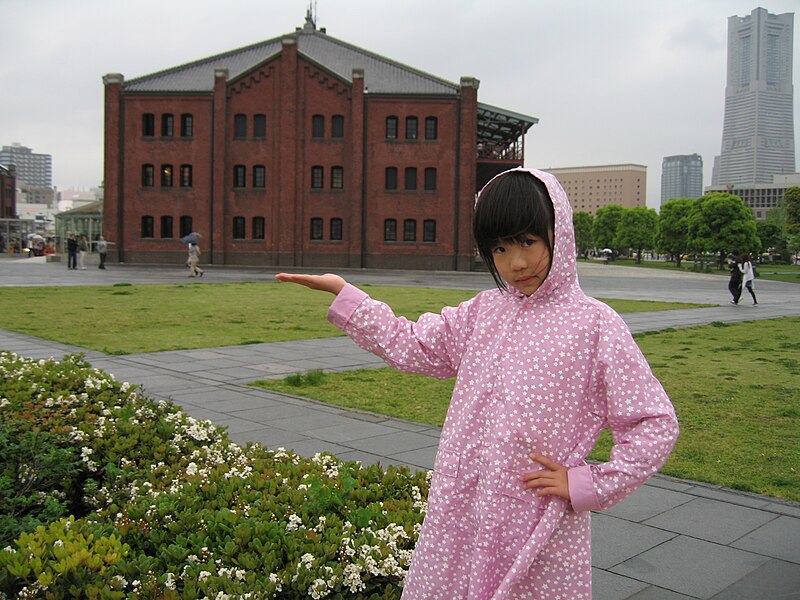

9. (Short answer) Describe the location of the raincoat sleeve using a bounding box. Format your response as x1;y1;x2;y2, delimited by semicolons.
327;283;474;379
568;312;679;513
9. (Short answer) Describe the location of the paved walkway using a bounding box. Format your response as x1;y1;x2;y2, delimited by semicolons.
1;256;799;599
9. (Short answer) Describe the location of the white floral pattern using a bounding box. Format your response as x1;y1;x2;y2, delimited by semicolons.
328;168;679;599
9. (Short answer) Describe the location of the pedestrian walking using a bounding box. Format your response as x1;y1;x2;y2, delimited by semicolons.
77;234;88;270
727;251;743;304
96;235;108;270
187;242;204;277
276;167;679;598
739;252;758;305
66;234;78;270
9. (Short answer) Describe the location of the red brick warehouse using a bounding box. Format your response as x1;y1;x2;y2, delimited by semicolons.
103;13;537;270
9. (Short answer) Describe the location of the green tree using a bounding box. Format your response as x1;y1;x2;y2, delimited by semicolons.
573;211;594;257
687;192;760;268
784;186;800;234
657;197;695;267
592;205;624;254
755;221;784;253
615;206;658;263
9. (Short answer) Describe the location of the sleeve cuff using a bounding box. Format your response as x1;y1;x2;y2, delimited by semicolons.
568;464;601;513
327;283;369;330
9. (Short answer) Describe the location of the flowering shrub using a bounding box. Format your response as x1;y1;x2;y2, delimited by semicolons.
0;352;430;598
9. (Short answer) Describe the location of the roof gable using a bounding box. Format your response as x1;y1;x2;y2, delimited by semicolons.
124;28;459;96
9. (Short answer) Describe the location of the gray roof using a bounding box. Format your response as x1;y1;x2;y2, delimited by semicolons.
124;21;459;96
122;17;538;146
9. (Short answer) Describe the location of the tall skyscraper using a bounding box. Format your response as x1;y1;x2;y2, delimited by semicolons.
0;143;53;187
714;7;795;187
661;154;703;204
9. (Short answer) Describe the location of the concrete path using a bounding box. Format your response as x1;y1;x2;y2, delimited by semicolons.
1;256;799;599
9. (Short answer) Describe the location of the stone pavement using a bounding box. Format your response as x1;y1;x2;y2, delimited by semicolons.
1;256;799;599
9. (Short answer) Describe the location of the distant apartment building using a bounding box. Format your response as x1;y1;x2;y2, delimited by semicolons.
0;143;53;187
546;164;647;214
0;164;16;218
714;7;795;187
705;173;800;220
661;154;703;204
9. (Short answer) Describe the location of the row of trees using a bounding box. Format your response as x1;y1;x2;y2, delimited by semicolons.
572;187;800;266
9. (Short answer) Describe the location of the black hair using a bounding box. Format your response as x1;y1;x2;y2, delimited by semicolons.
473;171;555;291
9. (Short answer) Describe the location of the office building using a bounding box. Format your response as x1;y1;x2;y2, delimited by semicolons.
0;164;16;219
714;7;795;187
545;164;647;215
103;13;537;269
0;143;53;188
706;173;800;220
661;154;703;204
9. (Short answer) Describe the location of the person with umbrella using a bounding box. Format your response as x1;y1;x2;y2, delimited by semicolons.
182;233;204;277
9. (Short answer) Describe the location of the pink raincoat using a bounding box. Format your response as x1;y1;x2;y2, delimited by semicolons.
327;168;679;599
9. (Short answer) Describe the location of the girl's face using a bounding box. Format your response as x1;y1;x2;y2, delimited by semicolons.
491;232;552;296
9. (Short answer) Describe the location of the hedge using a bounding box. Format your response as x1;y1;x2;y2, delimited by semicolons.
0;352;430;599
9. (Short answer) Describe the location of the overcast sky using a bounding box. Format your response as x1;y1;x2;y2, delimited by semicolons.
2;0;798;209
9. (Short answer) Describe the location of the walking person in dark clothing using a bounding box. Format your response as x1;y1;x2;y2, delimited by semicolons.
727;251;742;304
66;234;78;270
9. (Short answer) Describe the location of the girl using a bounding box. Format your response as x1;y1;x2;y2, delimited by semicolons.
276;168;678;599
739;252;758;305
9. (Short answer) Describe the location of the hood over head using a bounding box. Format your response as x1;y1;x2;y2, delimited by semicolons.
476;167;579;301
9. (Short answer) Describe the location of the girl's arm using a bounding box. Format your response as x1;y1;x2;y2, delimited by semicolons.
567;314;679;513
277;275;472;379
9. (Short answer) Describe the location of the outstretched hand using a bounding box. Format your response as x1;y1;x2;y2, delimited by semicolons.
275;273;346;295
520;454;571;501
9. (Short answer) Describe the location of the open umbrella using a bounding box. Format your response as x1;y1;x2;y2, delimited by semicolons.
26;233;44;240
180;232;201;244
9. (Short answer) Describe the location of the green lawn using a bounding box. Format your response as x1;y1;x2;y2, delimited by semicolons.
253;317;800;502
0;282;710;355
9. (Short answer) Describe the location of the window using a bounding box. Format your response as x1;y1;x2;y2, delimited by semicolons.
180;165;192;188
386;116;398;139
179;216;192;238
424;168;437;191
331;115;344;138
161;164;173;187
234;114;247;138
233;165;246;188
310;217;323;240
405;116;418;140
385;167;398;190
180;114;193;137
311;166;324;189
331;166;344;189
330;218;343;241
161;114;174;137
142;164;154;187
160;215;174;239
252;217;265;240
253;165;266;188
384;219;397;241
253;114;266;138
142;113;155;136
233;216;246;239
425;117;438;140
312;115;325;138
404;167;417;191
423;219;436;242
141;215;154;238
403;219;417;241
